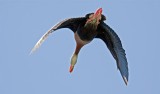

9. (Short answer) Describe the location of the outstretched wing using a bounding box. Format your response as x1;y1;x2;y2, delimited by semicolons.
30;17;86;54
96;22;129;85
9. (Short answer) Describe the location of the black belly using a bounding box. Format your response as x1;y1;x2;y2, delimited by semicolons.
77;24;98;41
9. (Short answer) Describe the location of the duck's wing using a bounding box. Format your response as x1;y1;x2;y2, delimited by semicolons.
30;17;86;54
96;22;129;85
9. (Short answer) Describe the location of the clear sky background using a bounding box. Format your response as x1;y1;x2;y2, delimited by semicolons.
0;0;160;94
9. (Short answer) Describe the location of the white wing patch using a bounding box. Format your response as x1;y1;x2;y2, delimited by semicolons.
30;26;55;54
30;17;85;54
123;76;128;85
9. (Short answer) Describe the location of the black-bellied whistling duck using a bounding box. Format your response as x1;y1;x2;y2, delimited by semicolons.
31;8;129;85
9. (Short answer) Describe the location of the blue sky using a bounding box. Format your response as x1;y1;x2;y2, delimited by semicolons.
0;0;160;94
